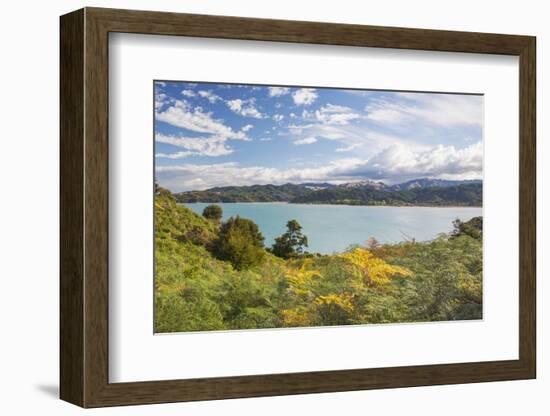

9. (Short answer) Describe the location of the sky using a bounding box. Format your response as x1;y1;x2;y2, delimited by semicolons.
154;81;483;192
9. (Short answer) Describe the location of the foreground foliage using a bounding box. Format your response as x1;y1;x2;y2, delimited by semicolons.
155;189;482;333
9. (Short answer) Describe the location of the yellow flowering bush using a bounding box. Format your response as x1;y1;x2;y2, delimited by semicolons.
339;248;412;285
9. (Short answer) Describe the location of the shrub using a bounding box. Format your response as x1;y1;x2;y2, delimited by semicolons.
202;204;223;222
451;216;482;240
314;293;354;326
213;216;265;270
177;225;213;247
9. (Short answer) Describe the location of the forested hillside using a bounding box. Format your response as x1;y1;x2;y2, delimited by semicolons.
290;183;482;206
155;188;483;332
175;183;315;203
174;179;482;206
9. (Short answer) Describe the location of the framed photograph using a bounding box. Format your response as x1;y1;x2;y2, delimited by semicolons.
60;7;536;408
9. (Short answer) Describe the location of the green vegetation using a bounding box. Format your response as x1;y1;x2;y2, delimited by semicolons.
212;216;266;270
291;183;482;206
202;204;223;222
271;220;309;259
175;183;314;203
451;216;482;240
174;181;482;207
155;188;482;333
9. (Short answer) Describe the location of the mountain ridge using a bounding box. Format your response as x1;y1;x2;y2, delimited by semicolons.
174;178;482;207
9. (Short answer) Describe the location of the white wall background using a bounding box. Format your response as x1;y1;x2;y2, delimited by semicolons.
0;0;545;414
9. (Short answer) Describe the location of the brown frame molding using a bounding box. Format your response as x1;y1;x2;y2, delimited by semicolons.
60;7;536;408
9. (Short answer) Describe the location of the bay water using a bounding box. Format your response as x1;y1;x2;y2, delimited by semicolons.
184;202;482;254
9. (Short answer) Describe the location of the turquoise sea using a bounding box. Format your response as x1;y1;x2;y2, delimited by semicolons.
184;203;482;254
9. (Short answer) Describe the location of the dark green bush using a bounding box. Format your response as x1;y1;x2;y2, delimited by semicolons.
271;219;308;259
213;216;265;270
202;204;223;222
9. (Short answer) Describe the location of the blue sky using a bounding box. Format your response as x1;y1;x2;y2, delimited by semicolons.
155;81;483;192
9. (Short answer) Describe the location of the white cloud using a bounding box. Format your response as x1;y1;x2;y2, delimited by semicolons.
353;141;483;181
241;124;254;132
273;114;284;122
293;88;318;106
226;99;264;119
156;158;364;191
156;141;482;191
315;104;361;125
155;133;234;157
226;99;242;112
365;108;404;123
287;116;415;157
198;90;221;103
155;151;195;159
336;143;362;152
294;136;317;145
312;125;346;140
181;89;196;97
365;93;483;127
156;99;248;140
259;137;272;141
268;87;290;97
321;104;352;113
155;93;168;111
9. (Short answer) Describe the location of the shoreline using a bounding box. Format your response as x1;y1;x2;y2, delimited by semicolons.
180;201;483;209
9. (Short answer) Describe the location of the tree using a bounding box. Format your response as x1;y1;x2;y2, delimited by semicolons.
366;237;381;250
212;216;265;270
271;219;309;259
451;216;482;240
202;204;223;222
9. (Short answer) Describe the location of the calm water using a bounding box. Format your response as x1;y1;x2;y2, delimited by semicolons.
184;203;482;254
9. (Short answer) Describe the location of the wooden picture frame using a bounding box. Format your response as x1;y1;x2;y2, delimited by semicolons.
60;7;536;408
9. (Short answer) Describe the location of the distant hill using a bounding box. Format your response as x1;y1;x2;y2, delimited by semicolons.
174;183;315;203
174;179;482;207
388;178;481;191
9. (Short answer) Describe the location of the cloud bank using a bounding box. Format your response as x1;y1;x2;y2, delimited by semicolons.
156;141;482;191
